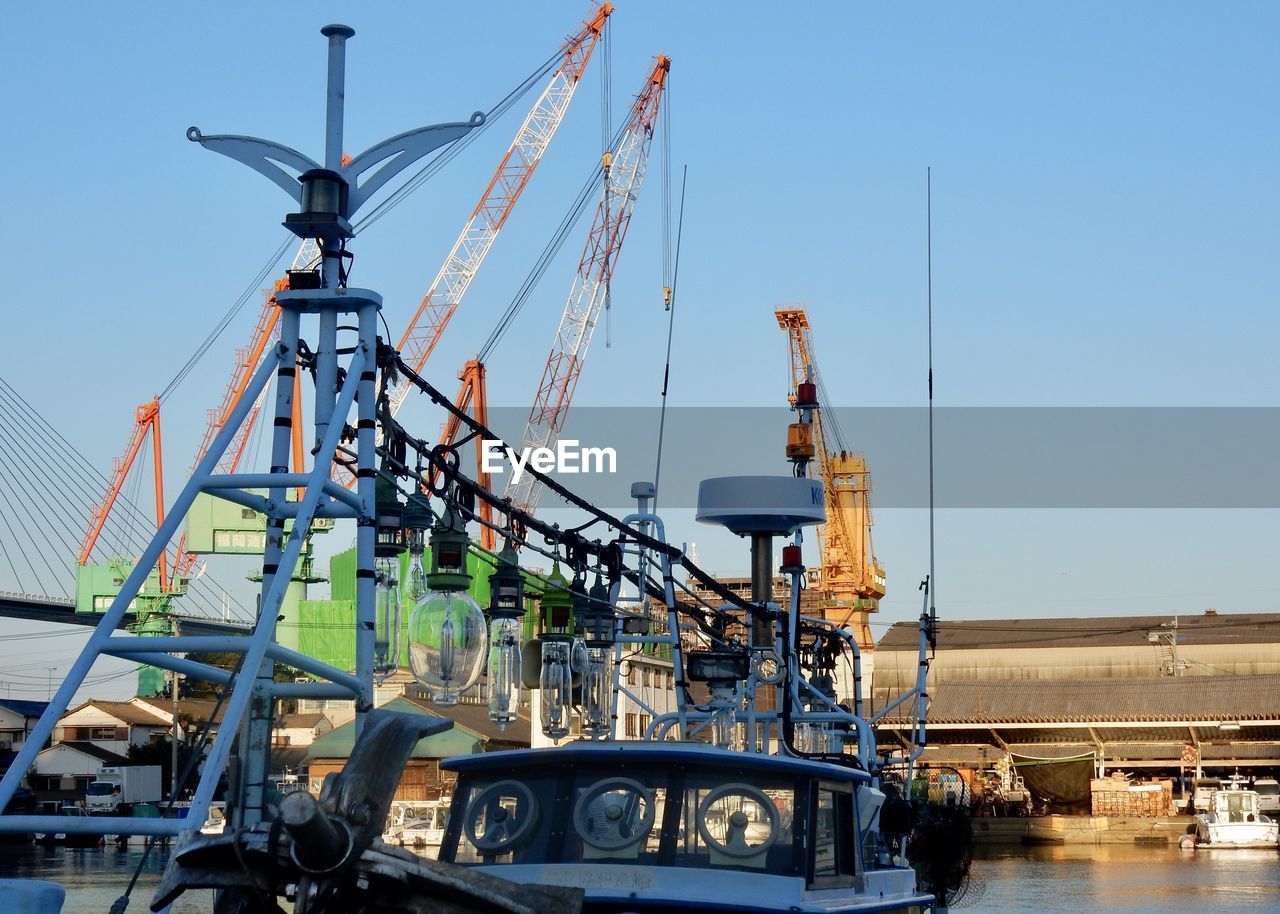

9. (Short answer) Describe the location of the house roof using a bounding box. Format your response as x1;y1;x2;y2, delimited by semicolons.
400;690;532;746
877;612;1280;652
63;700;169;727
128;697;227;726
0;699;49;720
306;698;482;761
879;674;1280;725
277;713;329;730
41;741;131;765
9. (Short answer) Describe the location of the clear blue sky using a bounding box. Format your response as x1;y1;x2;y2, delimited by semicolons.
1;2;1276;699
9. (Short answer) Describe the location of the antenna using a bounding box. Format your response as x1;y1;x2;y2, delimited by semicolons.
926;167;937;651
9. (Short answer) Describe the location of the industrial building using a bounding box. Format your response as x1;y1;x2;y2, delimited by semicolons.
874;611;1280;788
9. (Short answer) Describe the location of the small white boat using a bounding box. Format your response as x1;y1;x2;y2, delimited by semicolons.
382;798;450;854
1191;787;1279;848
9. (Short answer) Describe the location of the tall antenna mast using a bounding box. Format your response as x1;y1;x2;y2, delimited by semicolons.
927;167;937;644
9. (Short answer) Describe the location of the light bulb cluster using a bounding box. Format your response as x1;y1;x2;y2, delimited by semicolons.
373;480;619;733
534;567;617;741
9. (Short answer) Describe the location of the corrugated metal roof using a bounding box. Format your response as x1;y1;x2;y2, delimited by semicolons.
877;612;1280;651
880;674;1280;724
0;699;49;719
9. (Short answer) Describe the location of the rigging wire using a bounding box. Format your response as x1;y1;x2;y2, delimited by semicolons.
352;49;561;236
159;236;294;404
476;117;631;363
652;164;688;509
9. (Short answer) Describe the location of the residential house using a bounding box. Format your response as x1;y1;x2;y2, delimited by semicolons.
272;712;333;749
55;699;170;757
31;741;129;813
0;699;49;777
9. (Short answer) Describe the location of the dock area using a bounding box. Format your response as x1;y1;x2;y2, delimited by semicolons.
973;814;1197;846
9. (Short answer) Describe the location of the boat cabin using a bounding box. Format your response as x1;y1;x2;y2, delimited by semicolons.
438;743;882;889
1207;788;1266;824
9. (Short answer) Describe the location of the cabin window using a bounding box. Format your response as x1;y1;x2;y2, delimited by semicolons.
810;784;857;887
444;766;803;878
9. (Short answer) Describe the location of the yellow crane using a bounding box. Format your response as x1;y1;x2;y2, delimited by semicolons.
776;307;886;650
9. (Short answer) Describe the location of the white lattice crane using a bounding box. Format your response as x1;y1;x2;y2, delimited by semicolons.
506;55;670;515
385;3;614;422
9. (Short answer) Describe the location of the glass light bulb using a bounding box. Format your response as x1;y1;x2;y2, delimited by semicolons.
539;639;573;740
710;704;738;750
374;557;401;674
407;553;427;603
487;617;522;729
580;647;612;739
570;636;587;675
407;590;487;705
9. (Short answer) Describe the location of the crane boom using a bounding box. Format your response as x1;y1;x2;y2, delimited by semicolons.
506;56;670;515
776;307;886;650
79;396;169;590
385;3;614;421
170;238;318;578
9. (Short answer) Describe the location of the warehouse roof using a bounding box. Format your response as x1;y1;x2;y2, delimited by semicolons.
879;674;1280;725
877;612;1280;651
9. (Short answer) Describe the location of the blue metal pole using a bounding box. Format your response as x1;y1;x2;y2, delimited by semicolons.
320;25;353;173
353;301;378;734
182;343;367;838
235;305;300;829
0;348;282;816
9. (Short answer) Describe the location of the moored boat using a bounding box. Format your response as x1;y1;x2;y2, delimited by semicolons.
1190;787;1279;849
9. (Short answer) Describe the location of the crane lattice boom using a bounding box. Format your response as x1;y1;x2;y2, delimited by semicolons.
385;3;614;421
507;56;671;515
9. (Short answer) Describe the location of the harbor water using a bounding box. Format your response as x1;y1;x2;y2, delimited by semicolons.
965;844;1280;912
2;843;1278;912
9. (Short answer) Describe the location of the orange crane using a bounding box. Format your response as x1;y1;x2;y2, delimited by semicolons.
507;56;670;515
86;6;611;572
776;307;886;650
78;397;170;590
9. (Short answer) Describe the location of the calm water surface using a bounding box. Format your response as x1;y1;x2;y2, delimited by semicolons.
2;843;1278;912
964;844;1280;912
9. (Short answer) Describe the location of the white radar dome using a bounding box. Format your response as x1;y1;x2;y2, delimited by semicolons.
695;476;826;536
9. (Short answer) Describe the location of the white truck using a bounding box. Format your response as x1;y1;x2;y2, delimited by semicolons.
85;765;163;815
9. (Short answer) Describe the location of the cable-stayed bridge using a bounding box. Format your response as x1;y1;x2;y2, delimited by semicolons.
0;376;253;641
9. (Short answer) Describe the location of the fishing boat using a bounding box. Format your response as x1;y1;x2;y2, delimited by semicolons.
384;796;451;853
1187;785;1280;849
438;742;929;913
0;20;958;914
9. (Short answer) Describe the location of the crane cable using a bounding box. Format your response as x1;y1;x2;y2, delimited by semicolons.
475;116;632;363
652;164;687;509
351;49;562;236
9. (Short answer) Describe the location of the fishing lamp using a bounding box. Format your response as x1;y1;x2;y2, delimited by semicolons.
407;514;487;705
372;475;405;675
539;634;574;741
687;650;749;750
535;562;576;739
403;491;432;603
578;575;616;738
486;543;525;729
